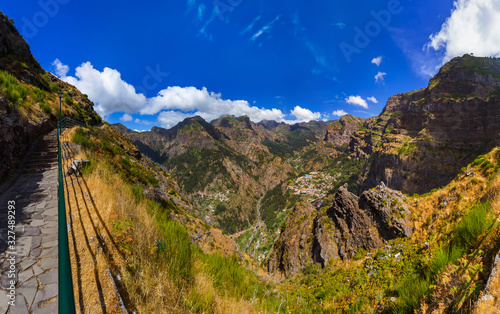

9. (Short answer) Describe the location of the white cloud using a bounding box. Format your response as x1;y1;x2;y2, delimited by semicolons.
375;71;387;83
332;109;348;116
52;59;69;77
250;15;280;41
143;86;285;123
426;0;500;62
57;61;147;117
120;114;133;122
371;56;383;66
157;111;196;129
135;118;154;125
290;106;321;122
367;96;378;103
345;95;368;109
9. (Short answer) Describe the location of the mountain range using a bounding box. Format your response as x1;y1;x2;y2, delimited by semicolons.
3;9;500;312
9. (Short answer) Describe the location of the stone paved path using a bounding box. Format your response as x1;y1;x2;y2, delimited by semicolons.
0;130;60;313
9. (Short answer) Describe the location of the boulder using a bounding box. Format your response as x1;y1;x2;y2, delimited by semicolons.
67;159;90;176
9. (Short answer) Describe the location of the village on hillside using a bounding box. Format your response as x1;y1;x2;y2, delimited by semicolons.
287;171;338;199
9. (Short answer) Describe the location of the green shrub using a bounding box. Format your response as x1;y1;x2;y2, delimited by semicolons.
394;275;430;312
130;167;140;178
146;174;159;187
71;128;92;150
33;87;46;102
452;202;490;250
40;102;52;115
119;156;131;169
0;71;29;106
353;247;366;260
64;93;73;105
131;184;144;203
49;83;61;93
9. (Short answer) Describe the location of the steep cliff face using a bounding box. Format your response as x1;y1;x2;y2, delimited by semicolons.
350;55;500;194
0;12;42;73
265;201;316;277
266;182;412;277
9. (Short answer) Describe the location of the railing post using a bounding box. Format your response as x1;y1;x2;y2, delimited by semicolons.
58;122;76;313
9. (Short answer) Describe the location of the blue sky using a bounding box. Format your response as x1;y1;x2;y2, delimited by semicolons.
2;0;500;130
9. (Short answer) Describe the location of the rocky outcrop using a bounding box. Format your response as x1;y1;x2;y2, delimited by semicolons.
359;182;413;239
323;182;412;260
324;114;365;147
0;12;41;70
325;184;384;260
266;182;413;277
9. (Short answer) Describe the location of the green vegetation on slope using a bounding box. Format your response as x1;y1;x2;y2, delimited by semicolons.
325;151;366;195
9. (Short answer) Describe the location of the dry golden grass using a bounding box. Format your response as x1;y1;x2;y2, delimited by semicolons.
62;131;125;313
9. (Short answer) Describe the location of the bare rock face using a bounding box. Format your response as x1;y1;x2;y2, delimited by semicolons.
325;184;384;260
311;213;338;268
266;183;413;277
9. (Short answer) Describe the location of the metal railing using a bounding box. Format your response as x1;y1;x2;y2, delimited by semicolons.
60;116;87;130
58;120;77;313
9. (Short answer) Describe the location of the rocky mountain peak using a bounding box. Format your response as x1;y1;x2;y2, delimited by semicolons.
211;115;255;131
324;114;366;147
349;55;500;194
430;54;500;88
0;12;40;69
